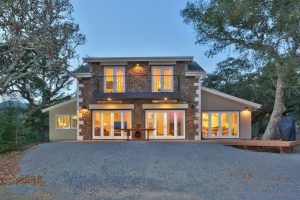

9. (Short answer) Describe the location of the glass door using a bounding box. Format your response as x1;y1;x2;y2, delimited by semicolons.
146;110;185;139
93;111;132;139
104;67;125;93
152;66;173;92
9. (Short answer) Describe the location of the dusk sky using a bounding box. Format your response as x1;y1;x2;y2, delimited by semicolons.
70;0;228;73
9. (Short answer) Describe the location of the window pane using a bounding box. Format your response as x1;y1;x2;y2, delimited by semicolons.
163;68;172;92
57;116;63;129
221;113;229;136
114;112;122;136
116;68;125;92
211;112;218;137
166;112;175;136
232;112;238;136
202;113;209;137
103;112;111;136
147;112;154;136
123;112;131;136
177;112;183;136
152;67;161;92
105;68;114;93
71;115;77;129
63;116;70;128
94;112;101;137
156;112;164;136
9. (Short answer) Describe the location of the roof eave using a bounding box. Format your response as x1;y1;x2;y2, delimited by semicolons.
83;56;194;63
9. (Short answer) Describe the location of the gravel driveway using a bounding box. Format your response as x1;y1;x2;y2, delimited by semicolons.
2;141;300;200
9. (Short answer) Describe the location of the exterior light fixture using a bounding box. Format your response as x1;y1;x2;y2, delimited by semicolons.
164;97;168;100
244;107;250;111
107;98;111;101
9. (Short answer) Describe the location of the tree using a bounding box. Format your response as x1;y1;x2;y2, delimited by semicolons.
0;0;85;96
181;0;300;139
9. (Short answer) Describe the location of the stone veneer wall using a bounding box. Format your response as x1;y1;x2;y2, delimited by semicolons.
77;61;199;140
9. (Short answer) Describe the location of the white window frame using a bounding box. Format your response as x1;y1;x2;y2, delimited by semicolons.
70;115;77;129
145;110;185;139
56;115;71;129
201;111;240;139
92;110;132;139
151;66;174;92
103;66;126;93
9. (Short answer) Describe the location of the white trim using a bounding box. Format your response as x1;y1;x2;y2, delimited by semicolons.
92;110;132;140
145;110;185;139
185;71;205;77
101;61;128;66
202;111;240;139
143;104;188;109
201;86;261;109
71;115;77;129
83;56;194;63
73;73;92;78
42;99;76;113
149;61;177;65
89;104;134;110
151;66;174;92
104;66;125;93
77;81;83;140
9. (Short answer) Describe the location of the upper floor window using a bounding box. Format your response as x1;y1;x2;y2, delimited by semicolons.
152;66;173;92
104;67;125;93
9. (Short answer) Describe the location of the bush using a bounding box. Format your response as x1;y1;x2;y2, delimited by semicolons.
0;105;31;153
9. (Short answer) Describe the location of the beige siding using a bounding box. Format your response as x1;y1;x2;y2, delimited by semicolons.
49;101;77;141
201;91;252;139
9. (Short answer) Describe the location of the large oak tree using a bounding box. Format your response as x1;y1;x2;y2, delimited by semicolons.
181;0;300;139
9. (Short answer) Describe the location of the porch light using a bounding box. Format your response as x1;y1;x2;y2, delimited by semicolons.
132;64;144;74
164;97;168;100
244;107;250;111
107;98;111;101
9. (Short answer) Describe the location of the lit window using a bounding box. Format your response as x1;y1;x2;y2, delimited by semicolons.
152;66;173;92
202;112;239;138
104;67;125;93
57;115;70;129
71;115;77;129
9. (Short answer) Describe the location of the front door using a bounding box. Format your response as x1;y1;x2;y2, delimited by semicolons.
93;110;132;139
145;110;185;139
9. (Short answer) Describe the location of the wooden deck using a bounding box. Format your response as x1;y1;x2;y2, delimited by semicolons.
216;139;300;153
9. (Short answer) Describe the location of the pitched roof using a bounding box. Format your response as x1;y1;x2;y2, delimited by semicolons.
83;56;194;63
41;99;76;113
187;61;205;72
201;86;261;109
73;64;90;74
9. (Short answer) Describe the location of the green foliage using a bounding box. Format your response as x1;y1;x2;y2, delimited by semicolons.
0;104;31;153
203;57;300;137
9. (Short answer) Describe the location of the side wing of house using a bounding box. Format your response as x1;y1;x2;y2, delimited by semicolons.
201;87;261;139
42;99;77;141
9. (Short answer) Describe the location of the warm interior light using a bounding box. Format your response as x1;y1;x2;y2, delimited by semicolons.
164;97;168;100
107;98;111;101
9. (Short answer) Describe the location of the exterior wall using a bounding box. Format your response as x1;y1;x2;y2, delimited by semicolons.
49;101;77;141
77;61;198;140
201;91;252;139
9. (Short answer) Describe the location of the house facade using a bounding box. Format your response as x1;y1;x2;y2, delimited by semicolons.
42;56;261;141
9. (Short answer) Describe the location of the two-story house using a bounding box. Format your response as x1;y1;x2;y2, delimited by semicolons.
42;56;261;141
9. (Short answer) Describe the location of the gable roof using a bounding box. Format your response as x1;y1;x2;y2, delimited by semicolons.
41;99;76;113
187;61;205;73
201;86;261;109
73;64;90;74
83;56;194;63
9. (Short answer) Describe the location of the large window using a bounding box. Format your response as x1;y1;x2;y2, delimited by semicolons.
202;112;239;138
104;67;125;93
56;115;77;130
93;111;132;139
152;66;173;92
146;110;185;139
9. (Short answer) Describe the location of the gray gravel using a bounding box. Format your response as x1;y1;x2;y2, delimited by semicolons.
4;141;300;200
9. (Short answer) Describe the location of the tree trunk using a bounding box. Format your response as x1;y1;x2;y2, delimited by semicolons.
262;75;285;140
